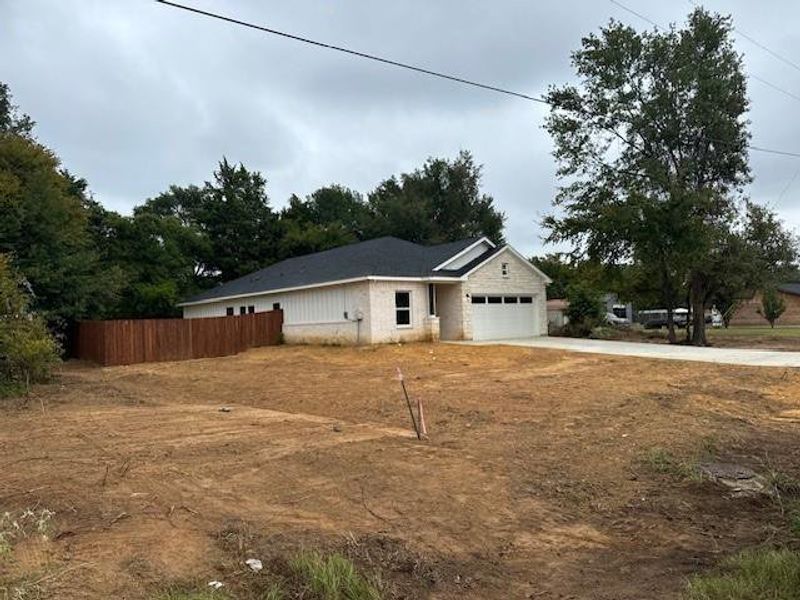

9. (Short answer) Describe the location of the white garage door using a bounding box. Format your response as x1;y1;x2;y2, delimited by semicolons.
471;294;539;340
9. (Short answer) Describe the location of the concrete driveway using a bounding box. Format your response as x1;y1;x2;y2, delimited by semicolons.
462;336;800;367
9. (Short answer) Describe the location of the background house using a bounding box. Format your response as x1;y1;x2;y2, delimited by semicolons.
730;283;800;326
179;236;551;344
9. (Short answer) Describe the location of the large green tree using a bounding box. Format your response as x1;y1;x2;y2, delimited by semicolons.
0;133;121;328
139;159;278;283
366;151;505;244
530;253;624;301
277;186;366;259
0;83;34;138
198;159;278;281
543;8;792;345
283;185;367;234
134;184;214;286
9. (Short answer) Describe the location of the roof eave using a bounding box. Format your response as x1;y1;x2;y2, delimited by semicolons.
431;236;495;271
177;274;465;308
460;245;553;283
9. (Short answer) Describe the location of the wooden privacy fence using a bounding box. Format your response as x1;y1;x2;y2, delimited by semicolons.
75;310;283;366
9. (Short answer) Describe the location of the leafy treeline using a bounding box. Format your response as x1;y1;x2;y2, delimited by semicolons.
543;8;798;345
0;82;505;331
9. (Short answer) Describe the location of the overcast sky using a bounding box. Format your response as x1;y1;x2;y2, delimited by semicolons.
3;0;800;255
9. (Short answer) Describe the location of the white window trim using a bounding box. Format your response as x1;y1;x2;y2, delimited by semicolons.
501;262;509;278
395;290;412;329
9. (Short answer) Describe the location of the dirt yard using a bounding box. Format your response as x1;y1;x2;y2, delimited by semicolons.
2;343;800;599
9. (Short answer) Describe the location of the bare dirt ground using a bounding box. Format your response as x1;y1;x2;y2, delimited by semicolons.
2;343;800;599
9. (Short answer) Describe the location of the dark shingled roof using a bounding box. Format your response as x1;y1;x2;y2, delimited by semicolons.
181;236;491;305
778;282;800;296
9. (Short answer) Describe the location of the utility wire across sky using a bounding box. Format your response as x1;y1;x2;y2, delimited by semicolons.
155;0;548;105
156;0;800;159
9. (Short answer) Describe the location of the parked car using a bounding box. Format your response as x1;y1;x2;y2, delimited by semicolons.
605;312;630;327
638;308;718;329
638;308;689;329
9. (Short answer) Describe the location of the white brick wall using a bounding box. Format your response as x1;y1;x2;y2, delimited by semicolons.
437;282;468;340
464;250;549;338
366;281;433;343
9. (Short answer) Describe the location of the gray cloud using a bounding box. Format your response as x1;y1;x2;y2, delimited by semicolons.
2;0;800;255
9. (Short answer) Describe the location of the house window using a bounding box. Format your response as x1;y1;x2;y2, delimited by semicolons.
501;262;509;278
272;302;281;310
226;307;234;316
520;296;533;304
395;291;411;327
248;305;255;314
239;306;246;315
471;295;486;304
487;296;502;304
427;284;437;316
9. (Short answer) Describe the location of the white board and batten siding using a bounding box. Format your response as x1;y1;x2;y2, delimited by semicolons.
182;284;363;326
183;282;372;344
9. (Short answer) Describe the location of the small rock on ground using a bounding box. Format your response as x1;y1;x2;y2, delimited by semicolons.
698;462;772;497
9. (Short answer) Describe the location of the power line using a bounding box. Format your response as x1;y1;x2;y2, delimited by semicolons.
749;74;800;104
733;28;800;76
610;0;800;108
156;0;800;159
609;0;660;28
749;145;800;159
688;0;800;76
154;0;548;105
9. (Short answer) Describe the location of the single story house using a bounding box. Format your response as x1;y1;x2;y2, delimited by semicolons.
730;283;800;326
178;236;551;344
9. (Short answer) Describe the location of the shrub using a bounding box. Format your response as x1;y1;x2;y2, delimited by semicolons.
588;326;622;340
759;287;787;328
0;254;60;396
685;548;800;599
563;283;604;337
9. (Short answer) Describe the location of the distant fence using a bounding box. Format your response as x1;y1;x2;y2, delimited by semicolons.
75;310;283;366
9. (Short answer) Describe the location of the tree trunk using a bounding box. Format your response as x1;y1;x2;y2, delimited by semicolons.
684;290;692;343
666;304;677;344
690;275;707;346
661;262;677;344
